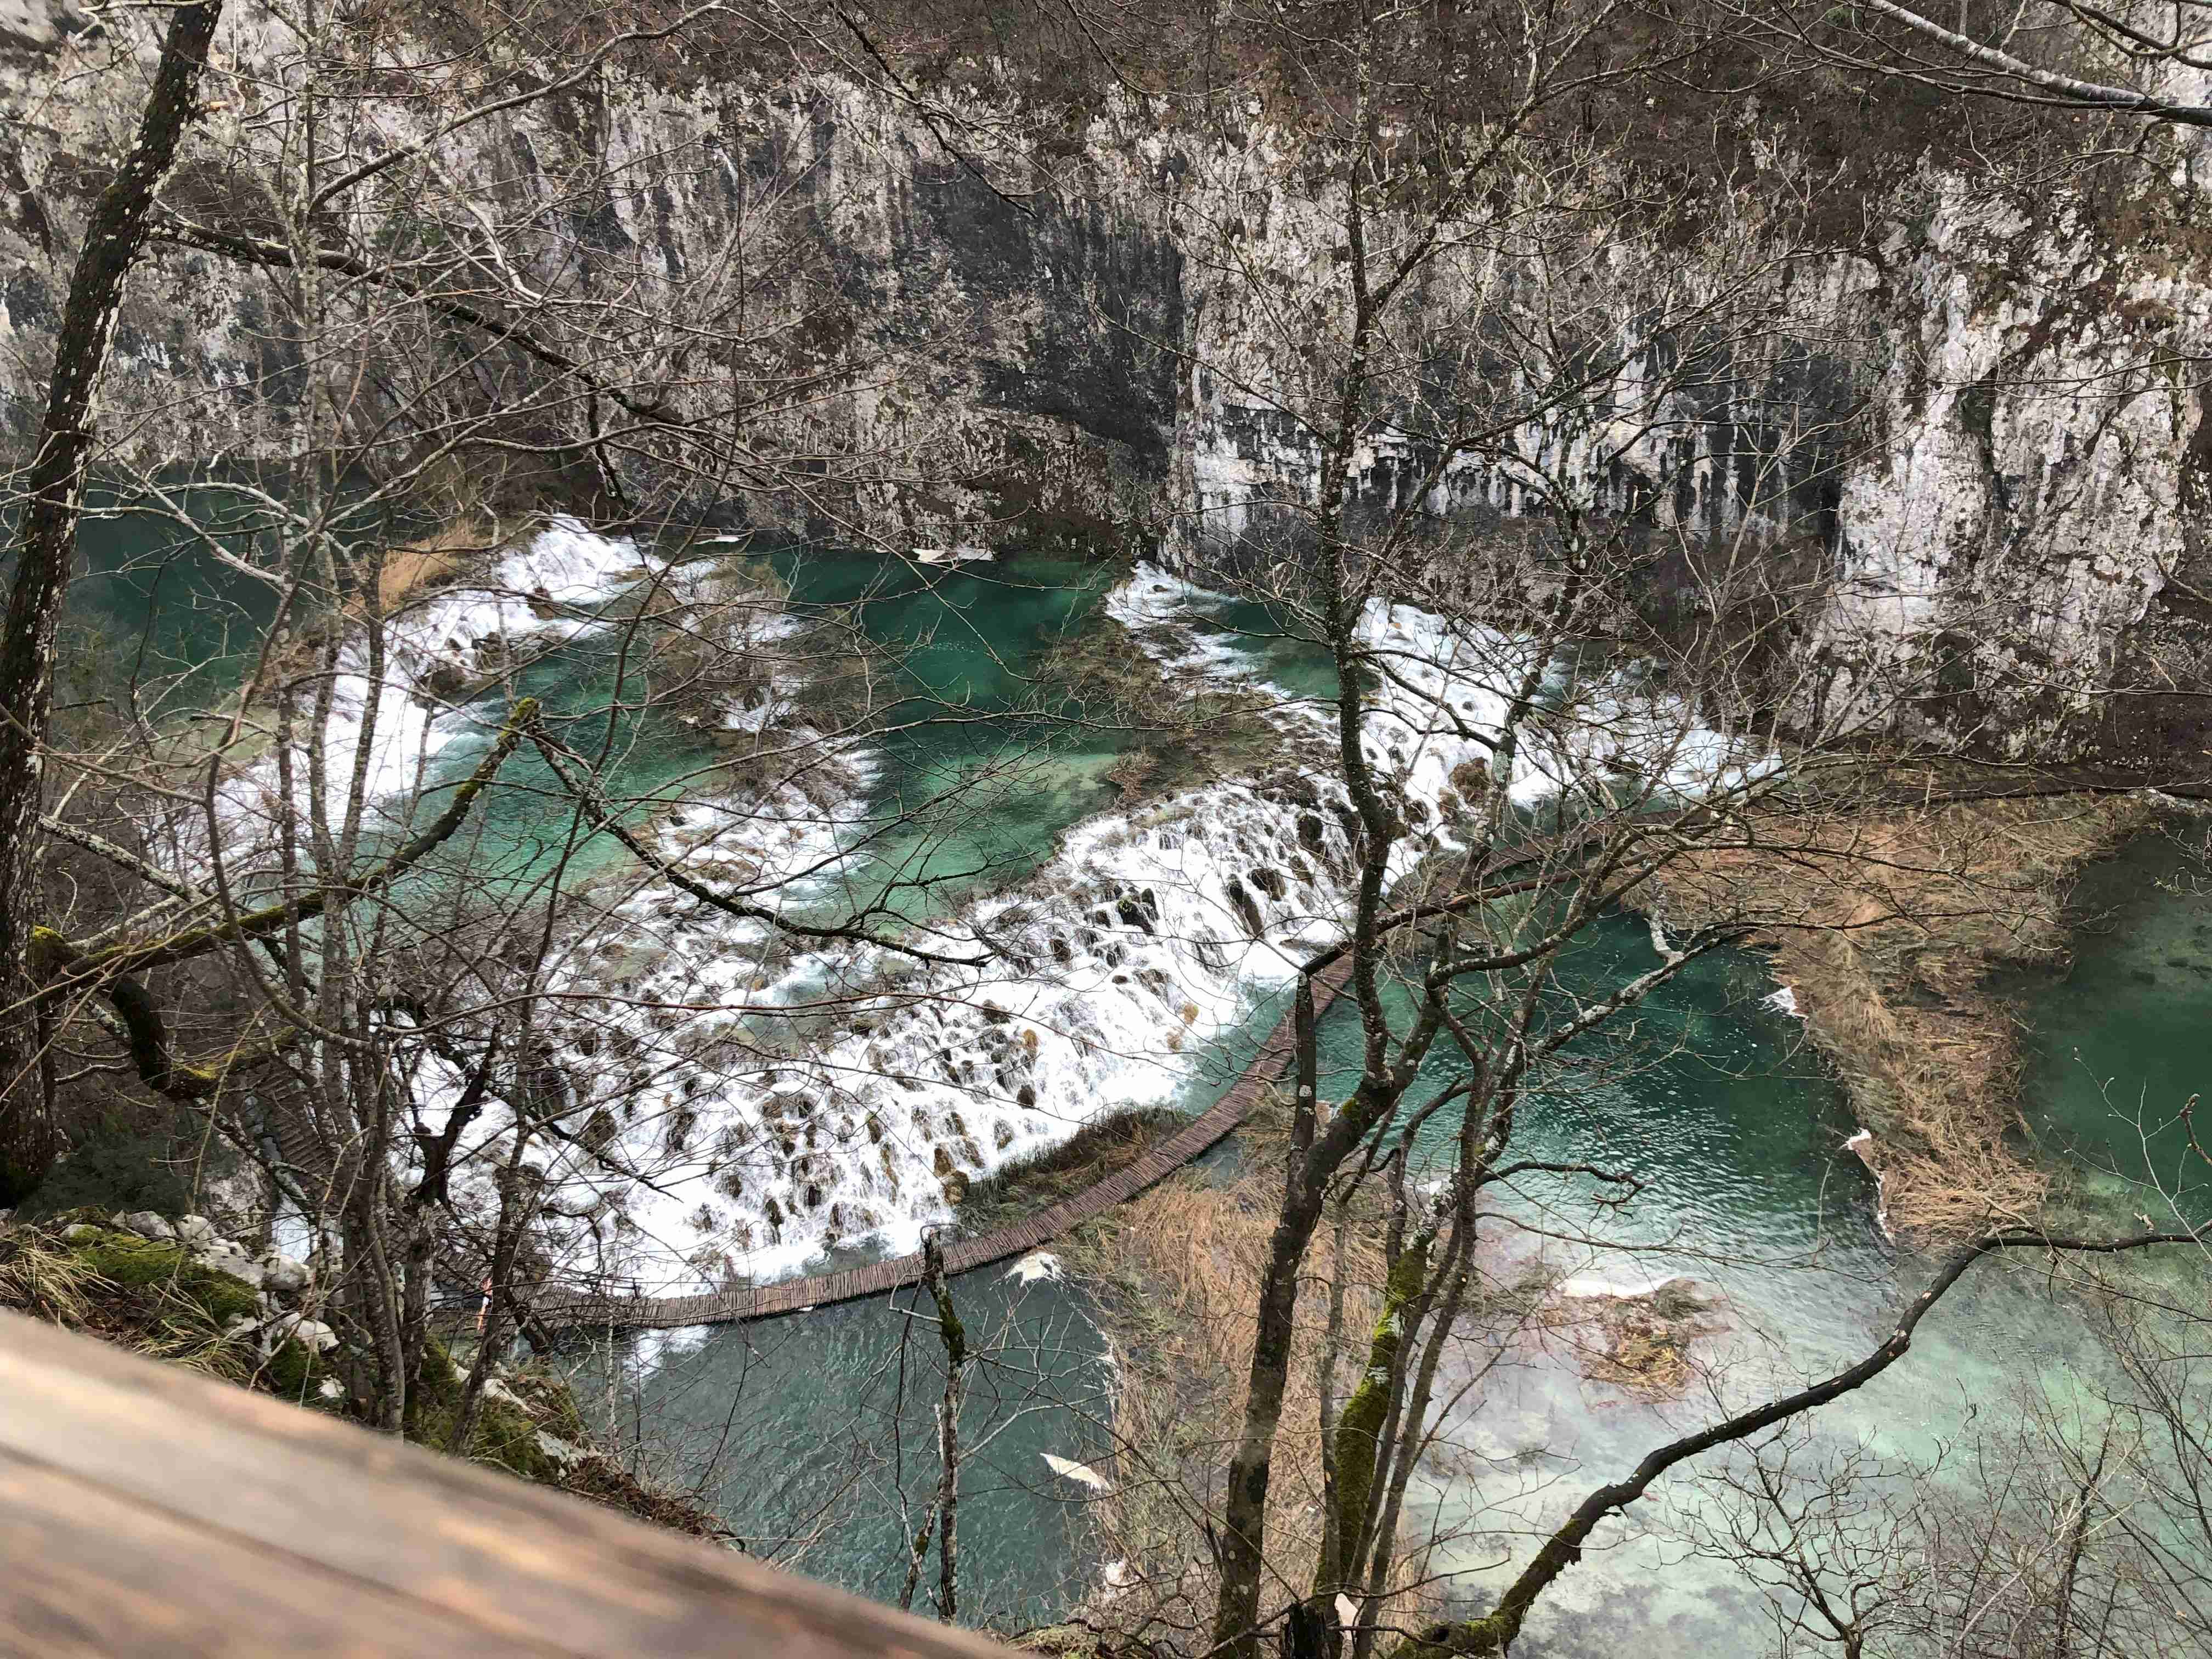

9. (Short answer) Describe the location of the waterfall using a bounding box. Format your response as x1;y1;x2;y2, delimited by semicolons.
527;562;1773;1291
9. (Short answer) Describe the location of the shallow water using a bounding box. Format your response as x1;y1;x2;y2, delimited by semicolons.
1299;926;2125;1653
2000;826;2212;1228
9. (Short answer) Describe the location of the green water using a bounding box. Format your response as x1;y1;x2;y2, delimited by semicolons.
1312;921;1877;1263
764;548;1129;919
67;482;294;707
415;545;1136;908
573;1266;1114;1627
2001;826;2212;1228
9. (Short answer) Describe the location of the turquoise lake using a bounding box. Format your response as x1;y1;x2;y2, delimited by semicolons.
57;505;2206;1649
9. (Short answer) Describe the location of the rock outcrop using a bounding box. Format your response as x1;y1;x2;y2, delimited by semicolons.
4;3;2210;755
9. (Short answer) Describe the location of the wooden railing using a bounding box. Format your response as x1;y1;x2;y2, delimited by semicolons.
0;1307;1019;1657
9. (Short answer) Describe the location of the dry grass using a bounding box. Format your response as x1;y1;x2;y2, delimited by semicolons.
953;1105;1184;1233
0;1228;98;1326
1062;1121;1443;1643
375;521;495;612
1658;789;2161;1239
1526;1280;1719;1397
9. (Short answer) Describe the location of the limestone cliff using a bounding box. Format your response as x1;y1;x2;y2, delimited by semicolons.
4;1;2210;758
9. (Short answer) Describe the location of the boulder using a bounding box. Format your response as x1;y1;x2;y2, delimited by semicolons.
173;1214;220;1248
117;1211;174;1240
196;1246;265;1289
266;1313;338;1354
534;1430;586;1468
258;1252;313;1295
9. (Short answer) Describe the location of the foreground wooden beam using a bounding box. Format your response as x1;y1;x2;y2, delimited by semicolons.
0;1308;1018;1657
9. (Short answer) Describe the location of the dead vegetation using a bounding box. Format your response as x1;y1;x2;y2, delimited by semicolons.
1531;1278;1722;1398
375;519;497;613
1058;1118;1447;1644
1658;786;2163;1239
952;1105;1184;1235
1032;613;1285;804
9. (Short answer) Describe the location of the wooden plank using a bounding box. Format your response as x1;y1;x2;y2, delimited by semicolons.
0;1311;1016;1659
0;1444;574;1658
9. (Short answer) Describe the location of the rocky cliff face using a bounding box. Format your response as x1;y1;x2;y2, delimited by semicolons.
3;3;2209;759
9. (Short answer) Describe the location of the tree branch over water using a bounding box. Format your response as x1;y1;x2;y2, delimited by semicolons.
1391;1227;2204;1657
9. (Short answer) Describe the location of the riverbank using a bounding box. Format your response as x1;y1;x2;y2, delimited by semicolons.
1658;779;2165;1238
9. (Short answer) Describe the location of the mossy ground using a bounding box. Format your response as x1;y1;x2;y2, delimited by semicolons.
0;1221;333;1401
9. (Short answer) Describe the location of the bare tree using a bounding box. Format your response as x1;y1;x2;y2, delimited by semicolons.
0;0;225;1200
0;0;1045;1442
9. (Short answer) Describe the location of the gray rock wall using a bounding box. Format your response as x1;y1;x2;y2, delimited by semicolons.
5;4;2211;758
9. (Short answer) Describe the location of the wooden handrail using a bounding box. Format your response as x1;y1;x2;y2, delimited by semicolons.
0;1308;1019;1657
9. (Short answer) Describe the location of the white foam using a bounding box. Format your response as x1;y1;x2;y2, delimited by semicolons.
521;566;1778;1293
202;517;645;862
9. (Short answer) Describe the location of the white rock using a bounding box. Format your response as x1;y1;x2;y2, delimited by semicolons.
60;1223;99;1242
534;1430;586;1468
117;1211;173;1240
317;1379;345;1401
1042;1453;1112;1493
195;1246;264;1289
173;1214;219;1248
263;1312;338;1355
258;1252;313;1294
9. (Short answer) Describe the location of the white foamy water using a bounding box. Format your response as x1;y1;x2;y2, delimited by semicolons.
201;517;645;863
527;562;1776;1292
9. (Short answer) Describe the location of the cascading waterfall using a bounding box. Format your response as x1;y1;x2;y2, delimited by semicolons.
528;559;1774;1290
201;517;653;860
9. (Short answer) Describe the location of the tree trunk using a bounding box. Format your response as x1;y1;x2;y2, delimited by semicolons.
921;1231;967;1623
0;0;225;1200
1211;975;1322;1657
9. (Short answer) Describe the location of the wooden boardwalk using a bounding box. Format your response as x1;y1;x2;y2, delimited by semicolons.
534;958;1356;1331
